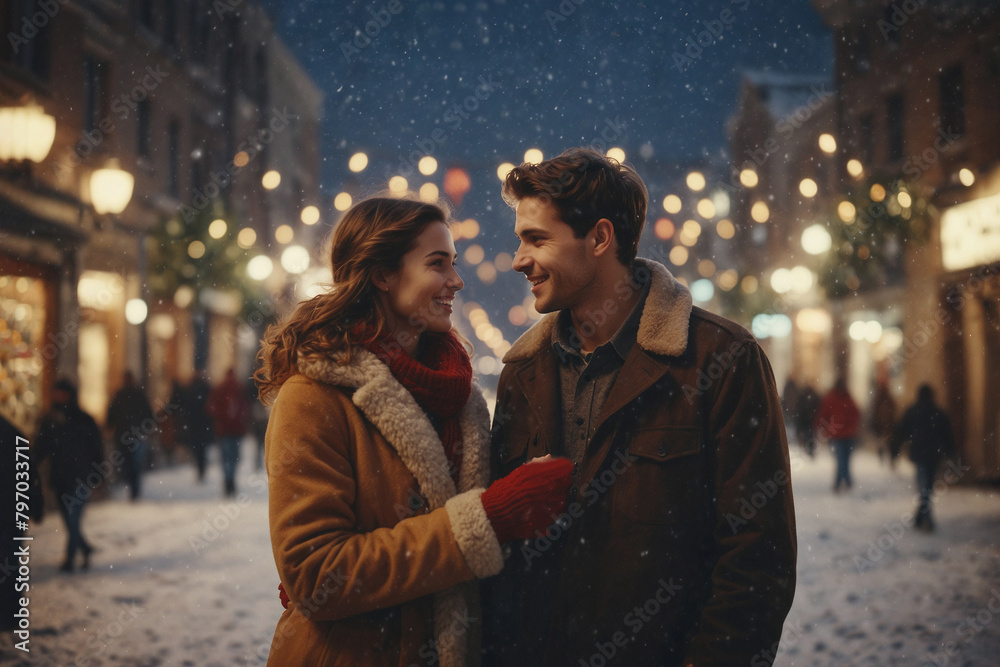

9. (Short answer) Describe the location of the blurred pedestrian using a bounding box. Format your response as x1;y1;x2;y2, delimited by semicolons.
795;383;821;458
170;369;214;482
207;368;249;496
781;375;801;443
893;384;956;531
817;376;861;492
33;379;105;572
870;377;897;466
246;376;269;472
106;370;155;501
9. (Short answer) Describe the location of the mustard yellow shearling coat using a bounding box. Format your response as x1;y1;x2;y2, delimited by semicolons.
265;346;504;667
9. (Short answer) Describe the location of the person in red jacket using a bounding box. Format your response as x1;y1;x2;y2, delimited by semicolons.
816;376;861;492
207;368;249;497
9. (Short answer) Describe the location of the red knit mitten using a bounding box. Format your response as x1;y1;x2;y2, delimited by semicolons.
278;582;289;609
481;457;573;543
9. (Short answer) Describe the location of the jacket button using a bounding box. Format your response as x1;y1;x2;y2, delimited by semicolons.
657;446;667;456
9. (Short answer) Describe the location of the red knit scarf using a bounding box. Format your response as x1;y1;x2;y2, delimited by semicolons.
353;323;472;481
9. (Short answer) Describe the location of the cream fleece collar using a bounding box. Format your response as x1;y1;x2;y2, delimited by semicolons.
295;347;492;508
503;258;693;363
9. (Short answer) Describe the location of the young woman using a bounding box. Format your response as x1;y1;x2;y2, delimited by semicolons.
255;195;572;667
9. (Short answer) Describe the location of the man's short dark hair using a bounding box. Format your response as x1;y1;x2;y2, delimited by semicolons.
501;147;649;265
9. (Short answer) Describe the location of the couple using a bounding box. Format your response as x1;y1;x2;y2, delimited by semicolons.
256;147;796;667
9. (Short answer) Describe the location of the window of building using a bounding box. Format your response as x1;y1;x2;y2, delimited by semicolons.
168;120;181;198
939;63;965;137
887;94;905;162
190;0;209;63
83;55;108;134
137;99;151;158
139;0;155;33
3;0;53;80
191;157;204;202
883;6;901;50
860;113;874;165
163;1;176;48
853;26;870;73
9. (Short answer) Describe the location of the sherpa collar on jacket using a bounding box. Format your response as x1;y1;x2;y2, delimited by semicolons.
503;257;694;363
294;346;494;667
296;346;492;509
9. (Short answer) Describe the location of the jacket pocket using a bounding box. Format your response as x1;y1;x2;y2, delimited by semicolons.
612;426;704;525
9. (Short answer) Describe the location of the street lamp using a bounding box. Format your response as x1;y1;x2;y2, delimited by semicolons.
0;101;56;163
89;158;135;214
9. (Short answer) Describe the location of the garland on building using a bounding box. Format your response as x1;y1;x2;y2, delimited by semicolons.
146;202;271;322
819;176;933;298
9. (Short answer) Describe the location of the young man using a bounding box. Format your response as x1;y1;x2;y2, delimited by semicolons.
482;147;796;666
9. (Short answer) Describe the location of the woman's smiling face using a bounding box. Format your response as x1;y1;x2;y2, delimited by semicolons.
381;220;464;344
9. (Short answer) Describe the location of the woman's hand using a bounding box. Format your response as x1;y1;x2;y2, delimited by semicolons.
480;457;574;543
278;582;289;609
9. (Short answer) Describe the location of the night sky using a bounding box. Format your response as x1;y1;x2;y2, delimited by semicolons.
259;0;833;190
255;0;833;352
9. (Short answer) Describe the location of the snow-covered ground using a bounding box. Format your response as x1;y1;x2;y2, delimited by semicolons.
2;439;998;666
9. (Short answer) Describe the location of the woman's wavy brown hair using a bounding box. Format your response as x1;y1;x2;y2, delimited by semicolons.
254;194;451;404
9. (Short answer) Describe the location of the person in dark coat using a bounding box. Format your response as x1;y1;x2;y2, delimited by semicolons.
106;371;155;500
170;369;214;482
893;384;956;531
870;378;897;466
795;384;821;458
483;148;796;666
33;379;105;572
207;368;249;496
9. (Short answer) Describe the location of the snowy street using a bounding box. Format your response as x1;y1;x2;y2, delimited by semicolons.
2;439;999;666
